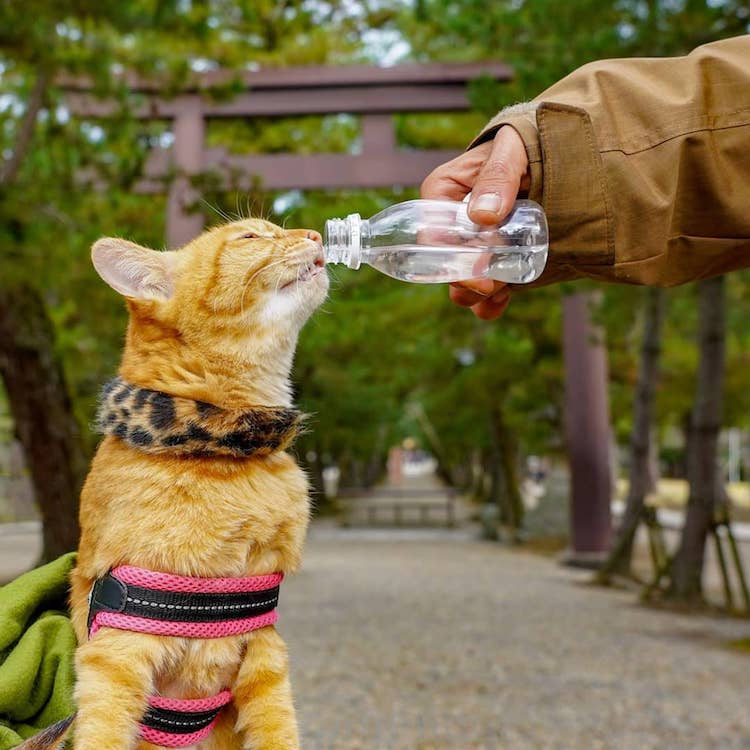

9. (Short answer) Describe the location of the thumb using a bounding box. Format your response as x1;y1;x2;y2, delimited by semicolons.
467;126;528;225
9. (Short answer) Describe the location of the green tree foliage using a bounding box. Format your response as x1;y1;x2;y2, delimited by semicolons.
392;0;750;514
399;0;749;98
0;0;405;548
2;0;749;552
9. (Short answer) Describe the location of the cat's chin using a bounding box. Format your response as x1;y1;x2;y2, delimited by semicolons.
260;272;328;325
278;266;329;304
279;262;326;291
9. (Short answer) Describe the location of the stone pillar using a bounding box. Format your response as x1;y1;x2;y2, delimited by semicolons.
167;96;205;249
562;292;612;565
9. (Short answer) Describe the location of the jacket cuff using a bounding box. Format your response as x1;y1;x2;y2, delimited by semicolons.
467;102;614;288
535;102;613;266
467;102;541;158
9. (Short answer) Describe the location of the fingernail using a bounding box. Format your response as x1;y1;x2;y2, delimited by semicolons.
472;193;503;215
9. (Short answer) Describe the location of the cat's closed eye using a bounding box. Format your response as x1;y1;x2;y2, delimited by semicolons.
242;232;261;239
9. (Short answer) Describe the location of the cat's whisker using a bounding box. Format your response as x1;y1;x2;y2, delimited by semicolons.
200;198;233;224
269;260;292;307
245;193;257;216
252;198;267;222
272;271;285;299
325;266;344;293
240;257;289;314
294;265;304;308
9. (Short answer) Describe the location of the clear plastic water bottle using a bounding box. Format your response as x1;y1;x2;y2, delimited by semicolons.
323;198;548;284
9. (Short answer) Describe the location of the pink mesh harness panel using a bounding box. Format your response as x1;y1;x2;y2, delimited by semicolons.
87;565;283;748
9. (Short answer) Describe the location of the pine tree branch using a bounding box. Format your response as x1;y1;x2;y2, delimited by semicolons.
0;67;50;187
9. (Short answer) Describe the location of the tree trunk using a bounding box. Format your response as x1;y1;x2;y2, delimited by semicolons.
668;276;726;604
599;287;665;581
0;281;85;562
474;448;492;503
364;423;388;487
302;441;328;509
408;402;455;486
466;450;484;498
488;404;524;532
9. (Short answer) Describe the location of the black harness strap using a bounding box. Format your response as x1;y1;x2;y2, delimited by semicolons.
141;705;223;735
87;572;280;632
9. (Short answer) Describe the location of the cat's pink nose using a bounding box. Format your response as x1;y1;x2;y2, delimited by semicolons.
307;230;322;244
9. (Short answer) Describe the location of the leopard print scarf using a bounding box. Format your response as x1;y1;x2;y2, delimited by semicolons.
96;377;302;458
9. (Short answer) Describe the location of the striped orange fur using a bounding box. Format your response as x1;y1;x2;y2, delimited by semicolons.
67;219;327;750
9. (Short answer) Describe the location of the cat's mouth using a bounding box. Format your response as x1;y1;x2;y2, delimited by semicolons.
280;252;326;290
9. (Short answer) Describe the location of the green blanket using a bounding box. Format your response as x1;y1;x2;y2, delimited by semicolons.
0;554;77;750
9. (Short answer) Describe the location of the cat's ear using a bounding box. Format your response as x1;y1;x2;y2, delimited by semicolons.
92;238;177;301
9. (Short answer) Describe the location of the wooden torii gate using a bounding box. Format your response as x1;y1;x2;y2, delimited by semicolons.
64;62;611;560
64;63;513;248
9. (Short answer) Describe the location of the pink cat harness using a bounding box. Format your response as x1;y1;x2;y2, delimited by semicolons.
87;565;283;747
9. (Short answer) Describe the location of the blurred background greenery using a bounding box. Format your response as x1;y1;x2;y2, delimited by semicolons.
1;1;750;605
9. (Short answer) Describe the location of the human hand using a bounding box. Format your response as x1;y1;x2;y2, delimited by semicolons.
420;126;529;320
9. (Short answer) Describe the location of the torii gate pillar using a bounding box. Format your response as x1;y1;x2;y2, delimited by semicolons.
167;97;205;249
562;292;612;564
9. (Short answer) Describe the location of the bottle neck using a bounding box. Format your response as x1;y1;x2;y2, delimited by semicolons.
324;213;371;269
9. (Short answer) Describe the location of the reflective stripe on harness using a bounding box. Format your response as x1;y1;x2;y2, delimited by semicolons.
140;691;233;748
87;566;283;636
87;566;283;748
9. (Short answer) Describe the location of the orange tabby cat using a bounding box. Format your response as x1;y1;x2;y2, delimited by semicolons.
67;218;328;750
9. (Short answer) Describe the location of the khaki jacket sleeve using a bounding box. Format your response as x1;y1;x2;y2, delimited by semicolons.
470;35;750;288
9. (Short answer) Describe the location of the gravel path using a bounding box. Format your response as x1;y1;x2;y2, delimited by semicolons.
1;519;748;749
282;526;750;750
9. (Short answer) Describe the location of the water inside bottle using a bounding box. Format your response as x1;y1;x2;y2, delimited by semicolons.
365;244;548;284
